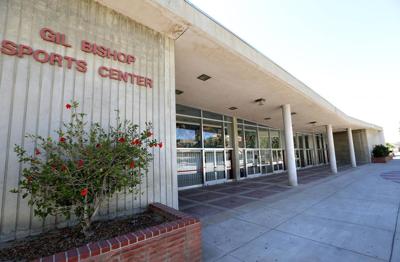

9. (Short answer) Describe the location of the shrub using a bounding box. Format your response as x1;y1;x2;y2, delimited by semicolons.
12;102;162;237
372;144;389;158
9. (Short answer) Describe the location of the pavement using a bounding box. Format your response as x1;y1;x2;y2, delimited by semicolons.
179;160;400;262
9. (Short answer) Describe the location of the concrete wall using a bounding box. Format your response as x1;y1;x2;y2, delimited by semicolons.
333;129;372;166
0;0;177;241
333;131;350;166
366;129;386;155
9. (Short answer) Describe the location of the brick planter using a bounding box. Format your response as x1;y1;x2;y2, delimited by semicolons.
36;203;201;262
372;156;391;163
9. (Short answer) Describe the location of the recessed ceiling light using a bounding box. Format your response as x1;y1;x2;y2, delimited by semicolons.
291;112;297;115
228;107;238;110
175;89;184;95
264;117;271;120
253;98;266;106
197;74;211;81
308;121;317;124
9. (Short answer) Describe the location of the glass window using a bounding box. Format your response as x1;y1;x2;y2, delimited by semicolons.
224;122;233;148
293;135;298;148
270;130;281;149
203;111;223;121
224;115;233;122
259;128;270;148
238;124;244;148
176;104;201;117
176;116;201;148
299;135;304;148
245;126;258;148
203;120;223;148
304;135;310;149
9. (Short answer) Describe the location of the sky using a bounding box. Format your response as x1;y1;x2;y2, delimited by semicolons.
189;0;400;143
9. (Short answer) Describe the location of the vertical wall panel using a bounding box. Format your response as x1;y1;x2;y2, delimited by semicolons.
0;0;176;241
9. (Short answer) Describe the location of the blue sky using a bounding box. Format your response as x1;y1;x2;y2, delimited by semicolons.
189;0;400;143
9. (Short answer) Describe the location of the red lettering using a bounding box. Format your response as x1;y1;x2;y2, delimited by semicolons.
40;28;56;42
60;34;71;48
33;50;49;63
109;68;120;80
1;40;18;55
76;60;87;73
120;72;130;82
145;78;153;88
17;44;33;58
98;66;109;77
127;55;135;64
63;56;75;69
49;53;63;67
117;52;127;63
107;49;117;61
97;45;107;57
81;40;92;53
137;76;145;86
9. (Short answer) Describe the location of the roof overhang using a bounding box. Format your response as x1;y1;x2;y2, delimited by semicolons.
95;0;382;133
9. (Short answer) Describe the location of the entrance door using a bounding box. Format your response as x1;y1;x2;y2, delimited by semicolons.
272;150;284;171
245;149;261;176
204;150;226;185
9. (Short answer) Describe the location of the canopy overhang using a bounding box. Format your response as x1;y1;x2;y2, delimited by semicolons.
95;0;382;133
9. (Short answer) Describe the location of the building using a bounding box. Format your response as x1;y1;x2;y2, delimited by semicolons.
0;0;384;241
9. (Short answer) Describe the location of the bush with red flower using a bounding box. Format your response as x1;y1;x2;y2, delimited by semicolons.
12;101;162;237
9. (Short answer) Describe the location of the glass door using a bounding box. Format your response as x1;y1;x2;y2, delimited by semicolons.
204;150;226;185
272;150;284;171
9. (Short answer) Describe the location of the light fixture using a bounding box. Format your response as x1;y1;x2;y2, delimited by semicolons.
175;89;184;95
197;74;211;81
308;121;317;124
291;112;297;115
228;107;238;110
264;117;271;120
253;98;266;106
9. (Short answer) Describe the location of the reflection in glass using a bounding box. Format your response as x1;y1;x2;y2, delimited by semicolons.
224;122;233;148
270;130;281;149
203;123;223;148
259;128;270;148
245;126;258;148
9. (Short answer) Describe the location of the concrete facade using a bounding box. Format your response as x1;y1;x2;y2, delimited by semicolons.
0;0;177;241
0;0;387;243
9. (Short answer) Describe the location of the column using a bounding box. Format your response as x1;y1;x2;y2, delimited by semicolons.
326;124;337;174
347;128;357;167
282;104;298;186
232;117;241;180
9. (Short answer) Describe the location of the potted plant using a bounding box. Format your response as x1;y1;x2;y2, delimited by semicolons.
0;102;201;261
371;144;391;163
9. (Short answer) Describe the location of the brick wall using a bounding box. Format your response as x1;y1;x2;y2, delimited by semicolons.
37;203;202;262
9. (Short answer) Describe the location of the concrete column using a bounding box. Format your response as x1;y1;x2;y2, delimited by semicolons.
232;117;241;180
326;124;338;174
347;128;357;167
282;104;298;186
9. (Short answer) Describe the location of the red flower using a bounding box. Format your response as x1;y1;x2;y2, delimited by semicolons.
158;142;163;148
65;103;72;109
59;137;66;143
131;139;141;146
80;188;88;197
118;137;126;143
27;176;33;182
129;161;135;169
61;165;67;172
96;143;101;148
77;159;84;168
34;148;41;155
146;131;153;137
51;164;57;171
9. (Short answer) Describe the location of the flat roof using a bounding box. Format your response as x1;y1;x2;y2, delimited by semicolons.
96;0;382;132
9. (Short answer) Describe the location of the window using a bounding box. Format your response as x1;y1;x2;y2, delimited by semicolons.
203;120;223;148
259;128;270;148
238;124;244;148
245;126;258;148
224;122;233;148
270;130;281;149
176;116;201;148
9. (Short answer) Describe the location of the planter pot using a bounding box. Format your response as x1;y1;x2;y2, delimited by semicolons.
372;156;391;163
36;203;201;262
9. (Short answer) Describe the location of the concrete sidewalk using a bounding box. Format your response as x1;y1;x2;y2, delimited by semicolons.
200;160;400;262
